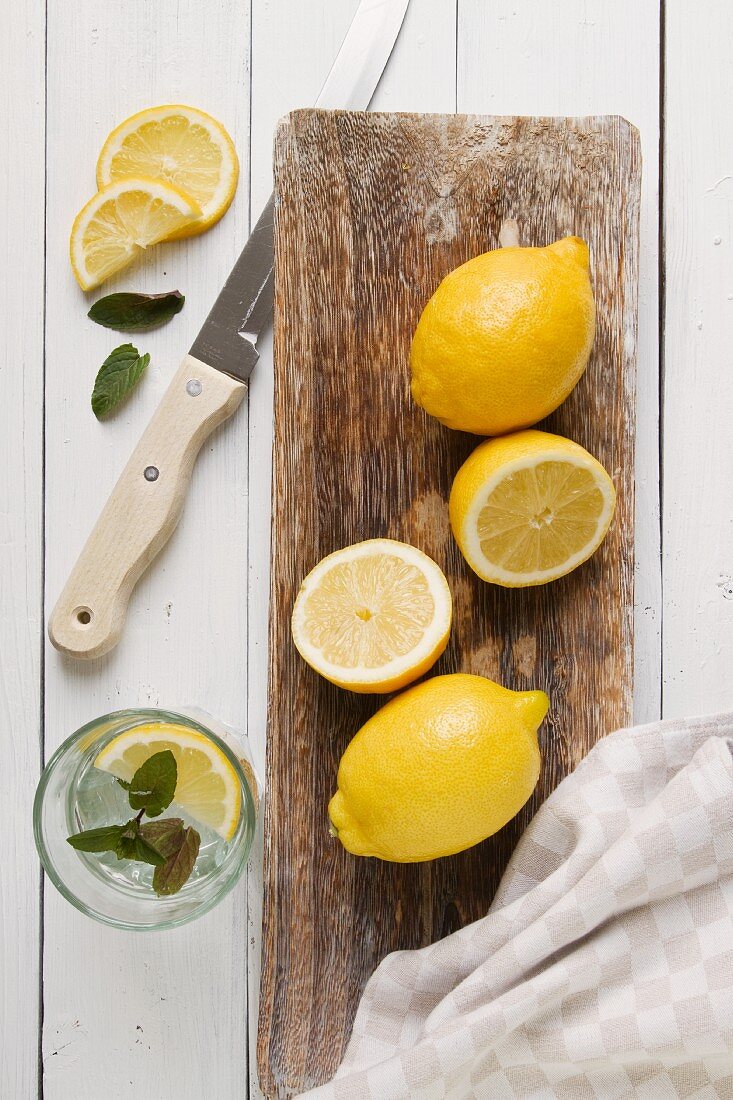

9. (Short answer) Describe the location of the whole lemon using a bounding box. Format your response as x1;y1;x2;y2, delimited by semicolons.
410;237;595;435
328;673;548;862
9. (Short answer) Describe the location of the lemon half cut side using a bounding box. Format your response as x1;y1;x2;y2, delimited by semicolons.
291;539;453;694
450;430;616;587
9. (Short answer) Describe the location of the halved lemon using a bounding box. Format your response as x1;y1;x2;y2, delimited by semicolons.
291;539;452;694
450;430;616;587
96;104;239;239
70;177;202;291
94;723;241;840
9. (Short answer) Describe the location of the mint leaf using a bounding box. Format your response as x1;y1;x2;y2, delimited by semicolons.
115;835;138;860
153;826;200;896
91;343;150;419
127;750;177;817
139;818;185;858
133;833;167;866
116;778;132;791
67;824;125;853
88;290;184;332
115;819;141;861
114;819;166;866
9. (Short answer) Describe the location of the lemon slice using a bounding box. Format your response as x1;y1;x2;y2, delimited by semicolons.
450;430;616;587
70;178;202;291
96;104;239;239
291;539;452;694
94;723;241;841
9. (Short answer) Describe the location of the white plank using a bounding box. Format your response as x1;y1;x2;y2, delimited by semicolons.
663;3;733;716
458;0;662;725
0;0;44;1094
42;2;251;1097
247;1;457;1094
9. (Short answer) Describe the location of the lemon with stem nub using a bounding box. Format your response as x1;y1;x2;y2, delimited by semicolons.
329;673;548;862
411;236;595;435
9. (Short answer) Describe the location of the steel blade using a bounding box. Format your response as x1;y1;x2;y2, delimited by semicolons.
189;194;274;379
189;0;410;383
316;0;410;111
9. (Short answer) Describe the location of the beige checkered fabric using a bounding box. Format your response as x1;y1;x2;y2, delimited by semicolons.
300;713;733;1099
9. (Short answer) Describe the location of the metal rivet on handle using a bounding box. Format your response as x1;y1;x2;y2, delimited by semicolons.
144;466;159;482
186;379;203;397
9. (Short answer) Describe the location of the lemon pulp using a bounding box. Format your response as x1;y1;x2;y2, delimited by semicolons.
96;104;239;238
70;177;201;290
478;460;607;573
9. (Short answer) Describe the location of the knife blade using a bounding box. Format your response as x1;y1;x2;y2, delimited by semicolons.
48;0;410;659
190;0;410;383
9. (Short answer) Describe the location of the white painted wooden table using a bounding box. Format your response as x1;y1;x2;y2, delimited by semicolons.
2;2;731;1096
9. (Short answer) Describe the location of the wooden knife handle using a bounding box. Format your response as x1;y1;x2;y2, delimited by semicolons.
48;355;246;659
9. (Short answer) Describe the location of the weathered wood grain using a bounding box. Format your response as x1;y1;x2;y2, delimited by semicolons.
247;6;460;1095
258;110;640;1096
456;0;661;729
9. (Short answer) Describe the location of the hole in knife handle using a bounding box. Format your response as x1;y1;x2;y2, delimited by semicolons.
74;607;93;626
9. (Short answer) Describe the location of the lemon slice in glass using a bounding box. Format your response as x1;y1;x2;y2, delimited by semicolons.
94;723;241;840
291;538;452;694
96;104;239;239
450;429;616;586
70;177;201;291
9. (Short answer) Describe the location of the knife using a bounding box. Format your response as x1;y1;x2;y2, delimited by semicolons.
49;0;410;659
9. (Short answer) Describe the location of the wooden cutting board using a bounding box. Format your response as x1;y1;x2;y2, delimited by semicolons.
258;110;641;1098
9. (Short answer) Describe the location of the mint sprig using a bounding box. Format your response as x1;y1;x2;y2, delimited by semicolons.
67;750;201;896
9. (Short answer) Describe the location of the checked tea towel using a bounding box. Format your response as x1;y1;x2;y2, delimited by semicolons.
301;713;733;1098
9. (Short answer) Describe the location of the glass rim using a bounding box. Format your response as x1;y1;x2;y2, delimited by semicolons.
34;706;257;931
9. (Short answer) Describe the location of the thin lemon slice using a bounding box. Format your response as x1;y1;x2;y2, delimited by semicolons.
291;539;452;694
70;177;202;291
94;723;241;841
96;104;239;239
450;430;616;587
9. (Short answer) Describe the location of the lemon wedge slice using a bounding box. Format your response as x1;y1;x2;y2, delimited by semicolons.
70;177;201;291
291;539;452;694
450;430;616;586
96;104;239;239
94;723;241;841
